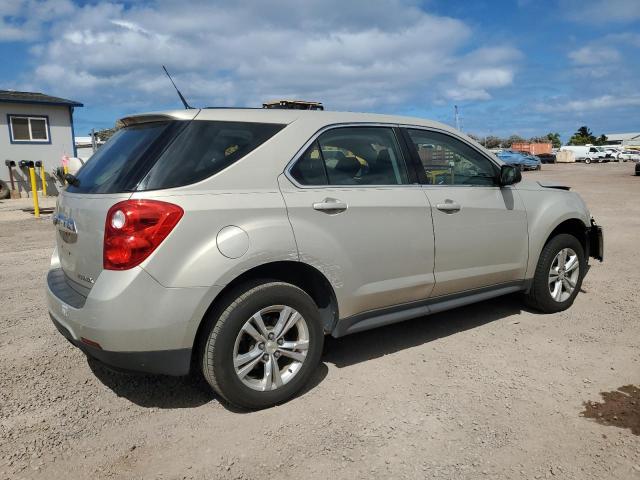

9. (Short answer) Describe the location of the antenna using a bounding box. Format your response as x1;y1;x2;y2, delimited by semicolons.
454;105;460;131
162;65;193;109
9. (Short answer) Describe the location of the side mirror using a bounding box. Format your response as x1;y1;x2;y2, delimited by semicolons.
499;164;521;186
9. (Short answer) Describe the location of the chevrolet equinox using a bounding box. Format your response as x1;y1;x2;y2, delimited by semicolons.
47;109;603;409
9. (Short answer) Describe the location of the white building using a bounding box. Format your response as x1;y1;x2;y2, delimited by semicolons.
0;90;83;197
75;135;105;161
604;132;640;147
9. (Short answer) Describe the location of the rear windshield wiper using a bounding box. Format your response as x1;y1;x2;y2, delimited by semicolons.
65;173;80;187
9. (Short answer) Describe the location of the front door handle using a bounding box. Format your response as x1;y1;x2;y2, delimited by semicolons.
436;200;461;213
313;198;348;214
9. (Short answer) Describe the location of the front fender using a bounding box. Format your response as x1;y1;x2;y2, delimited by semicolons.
518;189;590;277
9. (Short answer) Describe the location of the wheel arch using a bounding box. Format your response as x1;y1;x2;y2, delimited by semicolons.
191;260;339;367
544;218;589;253
527;216;589;280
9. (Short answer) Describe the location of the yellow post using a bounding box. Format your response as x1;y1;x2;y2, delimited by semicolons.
28;166;40;218
63;164;69;184
40;165;47;197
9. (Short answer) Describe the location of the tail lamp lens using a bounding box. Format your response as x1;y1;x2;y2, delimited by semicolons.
103;200;183;270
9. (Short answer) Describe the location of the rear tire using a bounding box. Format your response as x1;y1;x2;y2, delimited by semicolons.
524;234;586;313
584;158;591;164
201;281;324;409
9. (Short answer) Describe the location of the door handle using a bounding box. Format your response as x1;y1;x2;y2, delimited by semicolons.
313;198;348;214
436;200;461;213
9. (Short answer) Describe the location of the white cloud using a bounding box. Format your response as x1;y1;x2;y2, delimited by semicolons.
457;68;514;89
569;46;621;65
444;88;491;101
535;94;640;113
1;0;521;114
562;0;640;23
0;0;74;41
602;32;640;47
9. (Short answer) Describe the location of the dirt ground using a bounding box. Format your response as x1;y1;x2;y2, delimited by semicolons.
1;162;639;480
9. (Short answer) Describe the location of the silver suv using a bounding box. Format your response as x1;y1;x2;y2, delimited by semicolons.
47;109;603;409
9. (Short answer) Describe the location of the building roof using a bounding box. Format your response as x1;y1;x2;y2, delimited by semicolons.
0;90;83;107
605;132;640;142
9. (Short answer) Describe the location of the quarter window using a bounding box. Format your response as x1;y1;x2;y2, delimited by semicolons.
291;127;409;186
406;129;497;186
290;141;328;185
8;115;49;142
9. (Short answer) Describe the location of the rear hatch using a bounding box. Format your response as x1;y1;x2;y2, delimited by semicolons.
54;111;286;293
55;114;190;293
56;192;131;292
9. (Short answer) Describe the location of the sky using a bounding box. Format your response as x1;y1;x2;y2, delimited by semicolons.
1;0;639;140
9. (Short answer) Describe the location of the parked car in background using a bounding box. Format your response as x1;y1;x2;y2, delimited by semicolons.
496;150;541;170
619;150;640;162
537;153;556;164
597;146;623;160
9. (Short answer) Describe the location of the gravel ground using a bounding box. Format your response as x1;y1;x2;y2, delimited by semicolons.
1;163;639;480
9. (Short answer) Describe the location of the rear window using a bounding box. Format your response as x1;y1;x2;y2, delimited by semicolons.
67;120;285;193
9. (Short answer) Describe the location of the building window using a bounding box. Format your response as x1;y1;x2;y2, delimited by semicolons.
8;115;50;143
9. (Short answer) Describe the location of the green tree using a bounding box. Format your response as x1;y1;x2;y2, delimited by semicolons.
595;134;608;146
484;136;502;149
93;126;119;142
546;132;561;148
503;135;525;147
568;126;596;145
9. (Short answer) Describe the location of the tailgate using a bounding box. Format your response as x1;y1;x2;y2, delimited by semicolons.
54;191;131;292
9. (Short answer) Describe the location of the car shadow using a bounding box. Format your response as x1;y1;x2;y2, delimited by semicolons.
88;354;329;412
324;293;525;369
89;293;525;411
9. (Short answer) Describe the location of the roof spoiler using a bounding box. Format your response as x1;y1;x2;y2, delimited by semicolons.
116;110;199;128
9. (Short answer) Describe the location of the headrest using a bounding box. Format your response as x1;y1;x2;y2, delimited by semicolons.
334;156;361;176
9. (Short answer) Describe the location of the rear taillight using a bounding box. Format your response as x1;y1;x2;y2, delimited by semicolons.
103;200;183;270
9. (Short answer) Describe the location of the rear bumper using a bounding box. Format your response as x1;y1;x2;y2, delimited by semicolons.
50;314;191;375
46;262;219;376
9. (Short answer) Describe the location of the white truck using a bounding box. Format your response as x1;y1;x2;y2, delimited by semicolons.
560;145;609;164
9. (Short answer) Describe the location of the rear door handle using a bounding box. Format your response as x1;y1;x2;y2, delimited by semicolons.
313;198;348;214
436;200;461;213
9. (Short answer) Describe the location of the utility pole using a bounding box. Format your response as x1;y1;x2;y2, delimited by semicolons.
91;128;97;153
454;105;460;132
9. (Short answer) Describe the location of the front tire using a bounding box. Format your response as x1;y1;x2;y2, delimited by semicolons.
525;234;585;313
201;281;324;409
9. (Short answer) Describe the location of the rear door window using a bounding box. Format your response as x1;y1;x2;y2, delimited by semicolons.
67;120;285;193
290;127;409;186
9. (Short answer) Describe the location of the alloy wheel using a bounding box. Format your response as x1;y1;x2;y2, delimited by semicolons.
548;247;579;302
233;305;309;392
